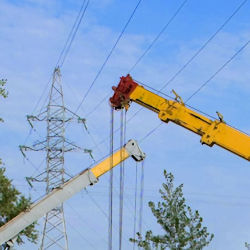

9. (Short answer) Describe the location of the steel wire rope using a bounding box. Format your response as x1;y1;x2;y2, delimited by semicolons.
81;122;151;230
74;0;143;115
80;189;137;244
128;0;188;74
132;163;138;250
109;107;114;250
139;160;145;236
119;109;126;250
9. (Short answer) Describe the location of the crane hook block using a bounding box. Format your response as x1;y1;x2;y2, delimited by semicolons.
110;74;138;110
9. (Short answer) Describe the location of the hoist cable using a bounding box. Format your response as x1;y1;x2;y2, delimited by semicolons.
133;163;138;250
119;109;125;250
109;107;114;250
185;39;250;103
74;0;143;115
128;0;188;73
139;160;145;236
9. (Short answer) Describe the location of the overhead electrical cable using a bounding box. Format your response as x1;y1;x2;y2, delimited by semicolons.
139;41;250;143
159;0;249;91
128;0;188;73
185;39;250;103
33;0;89;114
94;34;250;149
117;0;249;132
89;0;249;148
65;202;108;247
35;0;89;116
56;0;87;67
24;0;89;143
74;0;143;115
60;0;89;67
84;0;248;144
85;0;188;119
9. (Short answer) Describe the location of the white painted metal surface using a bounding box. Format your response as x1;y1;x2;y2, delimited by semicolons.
0;169;97;245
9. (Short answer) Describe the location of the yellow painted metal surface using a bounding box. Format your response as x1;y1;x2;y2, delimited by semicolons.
130;85;250;161
91;148;130;178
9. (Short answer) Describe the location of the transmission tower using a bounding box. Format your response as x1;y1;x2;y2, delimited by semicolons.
20;67;92;249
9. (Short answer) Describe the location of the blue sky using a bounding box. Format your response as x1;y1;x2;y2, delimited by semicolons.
0;0;250;249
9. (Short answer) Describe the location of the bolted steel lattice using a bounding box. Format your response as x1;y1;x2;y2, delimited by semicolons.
21;67;92;250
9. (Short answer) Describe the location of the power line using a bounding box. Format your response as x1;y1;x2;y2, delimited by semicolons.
85;0;188;119
24;0;89;143
56;0;88;67
83;0;247;123
160;0;249;91
65;201;108;246
74;0;144;115
93;0;250;146
185;39;250;103
59;0;89;67
34;0;89;114
128;0;188;73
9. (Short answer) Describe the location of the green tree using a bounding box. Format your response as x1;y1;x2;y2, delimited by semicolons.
0;79;8;122
0;80;38;248
130;170;214;250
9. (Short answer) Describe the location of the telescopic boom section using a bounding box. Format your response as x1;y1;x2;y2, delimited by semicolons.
0;139;145;247
110;74;250;161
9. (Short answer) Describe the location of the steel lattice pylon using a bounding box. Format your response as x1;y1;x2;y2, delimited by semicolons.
40;67;68;250
20;67;92;250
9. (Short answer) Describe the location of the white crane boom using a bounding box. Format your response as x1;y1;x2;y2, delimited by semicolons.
0;139;145;246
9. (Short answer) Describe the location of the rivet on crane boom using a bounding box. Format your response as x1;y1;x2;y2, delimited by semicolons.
0;139;145;248
110;74;250;161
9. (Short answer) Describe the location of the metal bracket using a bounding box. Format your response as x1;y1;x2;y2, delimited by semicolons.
216;111;225;123
172;89;184;105
125;139;146;162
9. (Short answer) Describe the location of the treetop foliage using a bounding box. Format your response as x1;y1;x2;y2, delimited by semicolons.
130;170;214;250
0;81;38;246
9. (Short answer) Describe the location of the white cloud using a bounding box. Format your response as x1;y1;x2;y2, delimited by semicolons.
1;1;250;249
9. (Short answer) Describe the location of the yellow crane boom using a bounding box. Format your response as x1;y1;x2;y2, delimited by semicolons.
110;75;250;161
